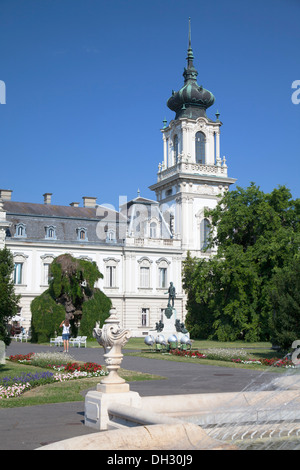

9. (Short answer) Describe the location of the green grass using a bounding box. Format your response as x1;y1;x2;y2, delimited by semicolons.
124;338;287;372
123;337;274;351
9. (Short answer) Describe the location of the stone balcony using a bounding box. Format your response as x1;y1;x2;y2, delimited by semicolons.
157;156;228;182
124;236;181;249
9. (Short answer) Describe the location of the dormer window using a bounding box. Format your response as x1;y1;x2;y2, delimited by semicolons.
15;223;26;238
106;230;116;243
45;225;57;240
77;228;88;241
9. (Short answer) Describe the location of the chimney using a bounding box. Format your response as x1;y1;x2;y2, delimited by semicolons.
43;193;52;205
70;202;80;207
82;196;97;208
0;189;12;201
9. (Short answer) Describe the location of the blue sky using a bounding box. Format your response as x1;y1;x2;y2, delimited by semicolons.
0;0;299;210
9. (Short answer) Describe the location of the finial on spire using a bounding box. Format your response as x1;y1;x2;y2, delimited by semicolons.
187;17;194;63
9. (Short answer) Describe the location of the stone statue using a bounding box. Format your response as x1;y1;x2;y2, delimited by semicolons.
155;320;164;332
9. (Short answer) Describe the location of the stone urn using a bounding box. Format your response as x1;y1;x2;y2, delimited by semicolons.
93;306;131;387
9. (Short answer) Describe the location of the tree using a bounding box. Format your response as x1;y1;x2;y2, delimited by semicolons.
0;247;20;345
183;184;300;342
268;259;300;350
31;254;111;342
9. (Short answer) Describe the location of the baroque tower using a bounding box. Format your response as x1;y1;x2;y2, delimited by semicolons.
150;20;236;256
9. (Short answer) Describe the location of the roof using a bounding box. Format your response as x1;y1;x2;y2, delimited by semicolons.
3;201;127;222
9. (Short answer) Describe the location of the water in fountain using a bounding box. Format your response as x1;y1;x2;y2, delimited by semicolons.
203;364;300;450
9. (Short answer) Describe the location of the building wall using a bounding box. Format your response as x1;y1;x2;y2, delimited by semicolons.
6;235;183;337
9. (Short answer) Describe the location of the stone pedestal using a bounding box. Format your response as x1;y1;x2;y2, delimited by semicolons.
162;307;177;336
85;389;141;430
160;308;189;341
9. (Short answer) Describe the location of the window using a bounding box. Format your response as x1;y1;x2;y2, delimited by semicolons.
159;267;167;288
45;226;56;239
103;257;120;289
77;228;88;241
150;222;157;238
201;218;211;250
43;263;51;285
156;257;170;289
106;265;116;288
106;230;116;243
141;308;149;327
15;223;26;238
174;135;179;164
138;257;152;289
140;267;150;288
195;131;206;164
14;263;23;285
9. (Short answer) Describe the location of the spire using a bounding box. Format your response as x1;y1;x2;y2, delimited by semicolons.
166;19;215;120
183;18;198;83
187;18;194;67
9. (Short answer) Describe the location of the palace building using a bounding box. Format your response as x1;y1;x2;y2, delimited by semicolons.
0;25;236;337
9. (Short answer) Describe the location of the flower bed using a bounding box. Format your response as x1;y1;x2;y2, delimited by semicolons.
170;349;207;359
9;353;34;363
0;352;107;399
169;348;294;368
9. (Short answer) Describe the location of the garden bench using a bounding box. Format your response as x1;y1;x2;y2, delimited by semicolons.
10;333;29;342
70;336;87;348
50;336;63;347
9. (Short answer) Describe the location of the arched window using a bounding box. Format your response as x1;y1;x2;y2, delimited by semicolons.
77;227;88;241
106;229;116;243
200;218;211;250
45;225;56;239
174;135;179;164
150;222;157;238
15;223;26;238
195;131;206;164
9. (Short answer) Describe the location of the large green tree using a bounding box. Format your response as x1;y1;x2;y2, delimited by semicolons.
183;183;300;343
31;254;111;343
268;259;300;350
0;247;20;345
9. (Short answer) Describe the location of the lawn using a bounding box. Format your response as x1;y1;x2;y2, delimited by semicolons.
123;337;274;352
0;357;164;409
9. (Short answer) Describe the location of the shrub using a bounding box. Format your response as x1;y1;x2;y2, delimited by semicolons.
31;292;65;343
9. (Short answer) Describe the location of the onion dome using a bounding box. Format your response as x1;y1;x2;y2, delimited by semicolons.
167;19;215;120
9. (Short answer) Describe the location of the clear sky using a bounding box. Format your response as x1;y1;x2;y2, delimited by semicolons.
0;0;299;210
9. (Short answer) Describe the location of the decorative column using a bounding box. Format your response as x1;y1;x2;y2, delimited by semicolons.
85;306;141;430
93;306;131;392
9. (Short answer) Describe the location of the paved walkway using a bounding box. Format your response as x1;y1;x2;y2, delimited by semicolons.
0;342;280;450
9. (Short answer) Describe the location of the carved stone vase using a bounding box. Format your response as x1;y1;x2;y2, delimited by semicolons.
93;307;131;386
